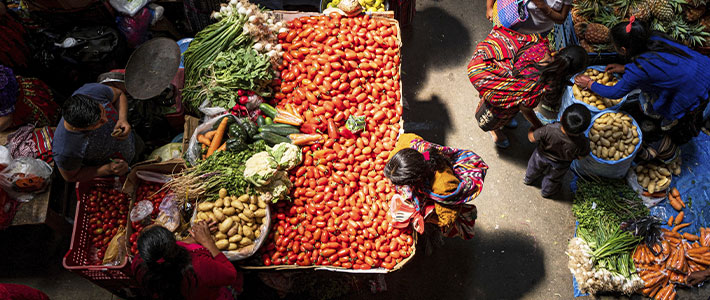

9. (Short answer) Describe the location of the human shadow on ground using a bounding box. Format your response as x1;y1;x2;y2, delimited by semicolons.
399;6;472;146
360;227;546;300
0;224;68;277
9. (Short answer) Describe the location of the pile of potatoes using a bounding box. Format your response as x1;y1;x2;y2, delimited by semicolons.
572;69;623;110
635;157;682;193
194;188;268;252
589;112;640;161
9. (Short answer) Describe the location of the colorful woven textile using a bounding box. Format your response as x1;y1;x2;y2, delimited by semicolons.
391;139;488;239
13;76;60;128
467;26;549;128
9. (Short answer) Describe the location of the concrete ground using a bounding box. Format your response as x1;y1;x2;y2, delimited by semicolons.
2;0;710;299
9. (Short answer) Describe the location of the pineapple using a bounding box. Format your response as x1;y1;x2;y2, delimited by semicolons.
575;22;588;38
683;3;706;22
701;14;710;30
628;1;652;20
687;23;710;46
651;0;681;21
585;23;611;43
612;0;631;18
580;39;595;52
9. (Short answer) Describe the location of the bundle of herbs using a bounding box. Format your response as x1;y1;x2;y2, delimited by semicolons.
167;140;267;203
573;178;648;233
201;48;275;109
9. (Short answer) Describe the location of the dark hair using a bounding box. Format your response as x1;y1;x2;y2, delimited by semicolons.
516;46;589;110
610;20;691;75
137;226;195;300
63;94;102;128
561;103;591;135
384;148;451;188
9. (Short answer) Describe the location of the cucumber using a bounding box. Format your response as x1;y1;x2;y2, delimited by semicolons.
258;124;300;136
259;103;279;119
256;115;266;127
254;132;291;145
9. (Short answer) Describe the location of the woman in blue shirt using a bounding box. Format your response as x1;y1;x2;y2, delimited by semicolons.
574;18;710;144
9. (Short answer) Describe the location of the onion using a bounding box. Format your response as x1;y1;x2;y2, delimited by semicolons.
253;42;264;51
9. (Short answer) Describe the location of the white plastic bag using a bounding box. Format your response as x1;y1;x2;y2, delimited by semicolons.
148;143;182;162
156;194;180;232
109;0;149;17
198;98;228;119
0;146;11;172
185;114;236;166
626;169;666;208
0;157;52;202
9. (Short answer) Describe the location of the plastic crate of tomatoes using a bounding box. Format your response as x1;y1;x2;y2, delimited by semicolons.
62;178;137;298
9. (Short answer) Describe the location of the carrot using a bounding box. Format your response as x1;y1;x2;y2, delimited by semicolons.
671;187;680;197
197;134;211;146
684;233;700;241
289;133;325;146
204;130;217;140
669;194;684;211
680;195;686;208
675;212;685;225
673;223;691;233
216;142;227;152
207;117;229;157
668;216;674;226
668;290;676;300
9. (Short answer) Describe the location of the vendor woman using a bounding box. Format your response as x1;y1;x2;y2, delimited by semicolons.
0;65;60;132
574;18;710;145
384;134;488;240
132;221;242;300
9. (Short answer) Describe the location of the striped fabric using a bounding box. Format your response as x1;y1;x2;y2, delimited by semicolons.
467;26;549;123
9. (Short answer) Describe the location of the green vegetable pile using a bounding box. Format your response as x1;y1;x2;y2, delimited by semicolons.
168;140;267;203
573;179;648;232
204;48;274;109
578;223;640;278
573;178;648;278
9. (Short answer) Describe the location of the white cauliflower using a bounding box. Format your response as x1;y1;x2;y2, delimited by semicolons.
243;151;279;186
268;143;301;170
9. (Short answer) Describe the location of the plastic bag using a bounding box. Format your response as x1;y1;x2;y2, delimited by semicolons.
199;98;228;119
346;115;366;134
102;227;127;265
0;157;52;202
571;111;643;179
626;169;666;207
185;114;237;166
116;7;152;48
109;0;149;16
155;194;180;232
0;146;11;172
559;65;631;119
148;143;183;162
130;200;154;222
190;202;271;261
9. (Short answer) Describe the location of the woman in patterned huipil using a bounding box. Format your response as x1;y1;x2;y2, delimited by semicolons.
467;26;588;148
384;133;488;240
0;65;60;132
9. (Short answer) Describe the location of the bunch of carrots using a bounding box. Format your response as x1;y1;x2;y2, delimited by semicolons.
634;185;710;300
197;117;230;159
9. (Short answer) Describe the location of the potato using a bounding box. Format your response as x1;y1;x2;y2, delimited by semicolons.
198;202;214;212
228;243;238;250
215;232;227;240
262;216;269;224
213;208;225;221
240;237;253;245
257;200;267;209
216;239;229;250
238;194;249;203
658;168;671;176
231;216;240;222
206;212;217;223
243;226;254;239
229;235;242;243
214;199;224;208
232;200;244;210
254;209;267;218
223;207;236;216
238;213;251;222
219;218;234;233
219;188;228;199
223;198;231;208
249;204;258;212
243;208;254;218
227;224;239;236
197;212;207;221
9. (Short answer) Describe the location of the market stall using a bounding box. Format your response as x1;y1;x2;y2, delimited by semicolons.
559;66;710;299
61;0;412;296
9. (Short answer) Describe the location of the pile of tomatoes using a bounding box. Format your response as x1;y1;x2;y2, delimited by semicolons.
127;181;167;255
261;14;413;270
85;186;128;264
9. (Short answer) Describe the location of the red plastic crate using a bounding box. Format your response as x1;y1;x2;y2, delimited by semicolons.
62;178;139;298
